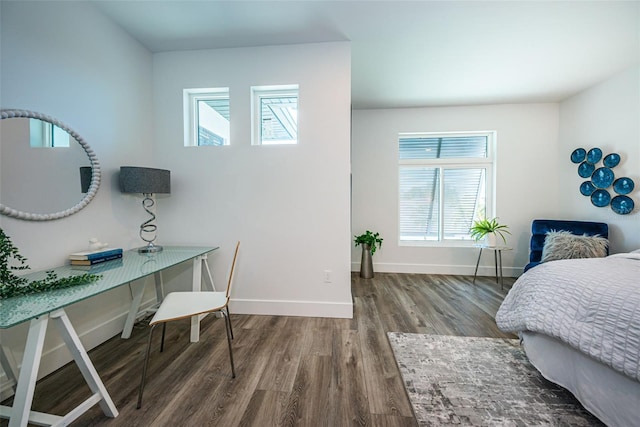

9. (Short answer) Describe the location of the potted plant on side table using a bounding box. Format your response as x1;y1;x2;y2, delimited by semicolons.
354;230;383;278
469;217;510;247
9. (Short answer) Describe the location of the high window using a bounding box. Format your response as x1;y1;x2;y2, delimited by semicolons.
251;85;298;145
398;132;495;245
183;88;230;146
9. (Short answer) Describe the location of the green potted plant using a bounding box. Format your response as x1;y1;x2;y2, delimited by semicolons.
354;230;383;278
0;228;102;299
469;217;511;246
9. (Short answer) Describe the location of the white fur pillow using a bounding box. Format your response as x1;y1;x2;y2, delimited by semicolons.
541;230;608;263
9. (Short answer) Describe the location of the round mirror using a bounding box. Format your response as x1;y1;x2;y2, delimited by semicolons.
0;109;101;220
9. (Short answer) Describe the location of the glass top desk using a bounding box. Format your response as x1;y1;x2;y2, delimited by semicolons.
0;246;217;427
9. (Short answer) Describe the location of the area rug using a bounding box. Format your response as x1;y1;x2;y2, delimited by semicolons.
387;333;603;426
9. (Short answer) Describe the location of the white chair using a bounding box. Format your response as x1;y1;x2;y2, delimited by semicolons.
137;241;240;409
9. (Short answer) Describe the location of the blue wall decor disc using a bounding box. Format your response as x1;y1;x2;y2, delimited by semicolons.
611;195;634;215
591;167;615;189
613;177;634;195
586;148;603;164
571;148;586;164
603;153;621;168
590;189;611;207
578;162;595;178
580;181;596;196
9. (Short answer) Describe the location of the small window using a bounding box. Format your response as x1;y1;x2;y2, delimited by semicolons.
251;85;298;145
29;119;69;147
184;88;230;146
398;132;495;245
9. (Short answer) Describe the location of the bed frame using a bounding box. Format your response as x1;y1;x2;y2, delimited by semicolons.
522;331;639;426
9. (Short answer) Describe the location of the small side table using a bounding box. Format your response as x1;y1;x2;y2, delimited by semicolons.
472;244;511;289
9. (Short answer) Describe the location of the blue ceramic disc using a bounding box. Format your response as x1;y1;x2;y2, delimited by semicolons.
579;181;596;196
603;153;621;168
591;167;615;189
578;161;595;178
571;148;586;164
590;189;611;207
611;195;634;215
613;177;634;195
586;148;603;164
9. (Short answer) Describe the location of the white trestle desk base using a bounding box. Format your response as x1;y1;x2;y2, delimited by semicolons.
0;246;217;427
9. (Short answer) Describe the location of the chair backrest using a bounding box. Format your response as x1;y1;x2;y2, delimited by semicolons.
524;219;608;272
226;241;240;299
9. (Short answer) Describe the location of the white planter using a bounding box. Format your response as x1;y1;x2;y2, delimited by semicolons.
485;232;498;247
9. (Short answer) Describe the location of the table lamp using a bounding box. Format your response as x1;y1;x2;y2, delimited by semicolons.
119;166;171;253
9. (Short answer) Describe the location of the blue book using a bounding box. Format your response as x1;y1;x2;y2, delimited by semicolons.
69;248;123;261
70;253;123;265
71;259;124;272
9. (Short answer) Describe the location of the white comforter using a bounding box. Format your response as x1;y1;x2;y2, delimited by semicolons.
496;252;640;382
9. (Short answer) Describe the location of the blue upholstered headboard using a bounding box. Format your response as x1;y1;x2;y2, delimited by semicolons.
524;219;609;273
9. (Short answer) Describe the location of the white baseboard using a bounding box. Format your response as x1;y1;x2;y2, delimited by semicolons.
0;374;13;402
351;262;522;277
230;299;353;319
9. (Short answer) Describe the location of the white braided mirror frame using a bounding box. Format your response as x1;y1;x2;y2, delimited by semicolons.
0;109;101;221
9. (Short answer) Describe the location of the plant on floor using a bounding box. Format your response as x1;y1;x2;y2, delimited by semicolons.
0;228;102;299
354;230;383;255
469;217;511;244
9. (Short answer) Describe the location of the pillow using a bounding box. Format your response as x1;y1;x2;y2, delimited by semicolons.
541;230;609;263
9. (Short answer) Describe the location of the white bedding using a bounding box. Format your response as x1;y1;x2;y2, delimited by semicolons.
522;331;639;427
496;253;640;382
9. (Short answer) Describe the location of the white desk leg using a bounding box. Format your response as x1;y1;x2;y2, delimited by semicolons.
190;255;204;342
9;316;48;427
51;309;118;419
0;344;19;392
154;271;164;303
122;280;146;339
202;254;216;292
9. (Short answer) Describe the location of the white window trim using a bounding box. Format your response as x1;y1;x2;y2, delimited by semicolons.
398;131;497;247
183;87;229;147
251;84;299;146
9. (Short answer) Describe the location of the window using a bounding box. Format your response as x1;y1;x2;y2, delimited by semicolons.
251;85;298;145
183;88;230;146
29;119;69;147
398;132;495;244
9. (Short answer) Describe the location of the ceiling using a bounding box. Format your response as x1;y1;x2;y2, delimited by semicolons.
92;0;640;109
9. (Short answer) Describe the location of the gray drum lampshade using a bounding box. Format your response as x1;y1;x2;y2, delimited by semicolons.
119;167;171;194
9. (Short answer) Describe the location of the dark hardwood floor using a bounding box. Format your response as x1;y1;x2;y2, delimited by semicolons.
2;273;516;426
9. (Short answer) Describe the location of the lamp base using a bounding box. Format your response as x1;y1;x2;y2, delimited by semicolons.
138;243;163;254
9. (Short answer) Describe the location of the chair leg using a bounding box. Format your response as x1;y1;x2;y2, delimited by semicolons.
160;323;167;353
221;311;236;378
137;324;158;409
226;307;234;340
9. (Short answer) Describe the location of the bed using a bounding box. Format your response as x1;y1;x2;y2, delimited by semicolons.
496;251;640;426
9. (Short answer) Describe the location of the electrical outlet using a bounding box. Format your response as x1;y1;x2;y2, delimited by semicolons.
323;270;332;283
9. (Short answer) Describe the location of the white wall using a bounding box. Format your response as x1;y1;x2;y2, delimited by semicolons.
558;65;640;252
351;104;560;276
0;1;153;390
152;43;353;318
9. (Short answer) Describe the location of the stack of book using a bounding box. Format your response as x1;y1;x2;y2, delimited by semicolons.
69;248;124;266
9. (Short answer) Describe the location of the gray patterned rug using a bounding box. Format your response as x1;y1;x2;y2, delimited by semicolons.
387;333;603;426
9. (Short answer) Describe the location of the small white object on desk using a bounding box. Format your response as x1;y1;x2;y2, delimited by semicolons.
88;238;109;251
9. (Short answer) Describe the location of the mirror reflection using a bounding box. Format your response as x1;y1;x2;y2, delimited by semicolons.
1;117;91;214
